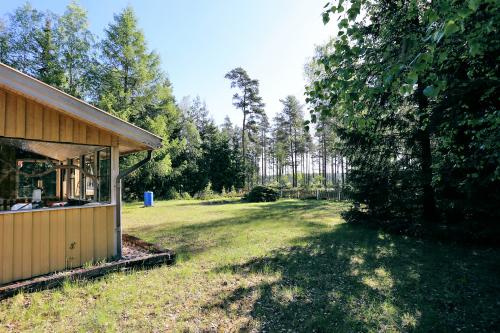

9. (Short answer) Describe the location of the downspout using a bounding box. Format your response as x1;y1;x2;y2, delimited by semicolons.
115;150;153;258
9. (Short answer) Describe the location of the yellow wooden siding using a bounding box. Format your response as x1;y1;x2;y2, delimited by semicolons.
0;88;117;147
15;96;26;138
0;205;115;285
0;90;5;136
49;209;65;272
5;92;16;138
1;214;13;284
94;206;108;261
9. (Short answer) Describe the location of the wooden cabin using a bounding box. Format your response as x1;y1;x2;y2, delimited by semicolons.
0;63;162;285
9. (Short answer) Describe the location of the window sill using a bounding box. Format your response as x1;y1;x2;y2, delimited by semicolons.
0;203;116;215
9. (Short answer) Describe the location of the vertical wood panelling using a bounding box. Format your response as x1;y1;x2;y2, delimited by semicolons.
94;207;108;261
42;107;50;141
1;214;14;284
80;208;95;264
65;209;81;268
5;92;16;138
86;125;99;145
31;212;42;276
1;206;116;285
51;108;60;142
0;90;5;136
0;88;117;147
42;108;60;142
12;214;23;281
15;96;26;138
99;130;111;146
21;213;33;279
39;211;50;275
74;121;87;144
25;100;36;139
49;210;66;272
33;103;43;139
60;115;74;142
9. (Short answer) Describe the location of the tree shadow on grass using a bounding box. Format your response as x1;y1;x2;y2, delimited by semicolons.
208;223;500;332
173;199;243;207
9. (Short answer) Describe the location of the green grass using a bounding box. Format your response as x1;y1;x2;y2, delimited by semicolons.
0;199;499;332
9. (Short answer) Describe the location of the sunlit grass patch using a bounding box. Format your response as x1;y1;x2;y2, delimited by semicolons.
0;199;498;332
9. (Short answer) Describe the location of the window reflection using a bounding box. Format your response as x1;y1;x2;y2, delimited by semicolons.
0;138;111;211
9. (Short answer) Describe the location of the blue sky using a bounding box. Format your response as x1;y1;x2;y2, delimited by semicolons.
0;1;335;125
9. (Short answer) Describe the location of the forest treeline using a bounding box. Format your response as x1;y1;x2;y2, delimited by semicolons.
307;0;499;238
1;1;498;239
0;2;345;201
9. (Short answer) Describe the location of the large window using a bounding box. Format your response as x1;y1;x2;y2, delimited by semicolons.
0;138;111;211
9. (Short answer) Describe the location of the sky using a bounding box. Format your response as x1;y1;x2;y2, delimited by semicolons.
0;0;336;125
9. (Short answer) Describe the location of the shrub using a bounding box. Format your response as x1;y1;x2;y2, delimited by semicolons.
165;188;181;200
229;185;239;197
245;186;279;202
196;182;219;200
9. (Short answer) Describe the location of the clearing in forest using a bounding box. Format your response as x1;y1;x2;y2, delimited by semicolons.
0;199;498;332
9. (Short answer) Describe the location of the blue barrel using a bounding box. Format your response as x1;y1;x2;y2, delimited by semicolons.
144;191;154;207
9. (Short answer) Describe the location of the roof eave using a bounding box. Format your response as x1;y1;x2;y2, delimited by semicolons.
0;63;163;151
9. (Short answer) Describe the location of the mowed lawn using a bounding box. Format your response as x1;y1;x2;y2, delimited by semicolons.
1;200;499;332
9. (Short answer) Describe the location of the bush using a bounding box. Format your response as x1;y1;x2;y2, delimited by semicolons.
195;182;219;200
165;188;182;200
229;185;239;197
245;186;279;202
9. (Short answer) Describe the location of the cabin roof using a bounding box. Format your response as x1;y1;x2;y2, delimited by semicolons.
0;62;162;153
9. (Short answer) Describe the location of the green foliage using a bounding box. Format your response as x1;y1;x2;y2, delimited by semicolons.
196;181;219;200
275;96;306;188
36;17;64;88
244;185;279;202
1;3;247;201
163;96;244;198
307;0;500;234
225;67;266;188
2;3;43;75
230;185;238;197
56;1;97;99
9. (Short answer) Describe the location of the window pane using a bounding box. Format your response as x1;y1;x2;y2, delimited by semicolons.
0;138;112;211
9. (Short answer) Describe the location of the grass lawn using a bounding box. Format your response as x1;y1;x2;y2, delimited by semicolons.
0;199;499;332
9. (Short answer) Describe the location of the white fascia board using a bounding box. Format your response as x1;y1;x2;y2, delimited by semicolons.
0;63;162;150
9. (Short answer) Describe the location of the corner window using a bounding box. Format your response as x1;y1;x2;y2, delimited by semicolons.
0;138;111;211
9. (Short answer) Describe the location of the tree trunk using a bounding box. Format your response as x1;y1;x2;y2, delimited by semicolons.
322;133;327;188
417;81;437;223
242;111;246;189
341;156;344;185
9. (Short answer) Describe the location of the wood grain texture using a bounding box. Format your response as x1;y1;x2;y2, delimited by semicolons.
1;215;14;284
0;90;5;136
12;214;23;281
15;96;25;138
0;88;117;147
80;208;95;265
65;208;81;268
94;207;108;261
4;92;16;138
1;206;116;285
